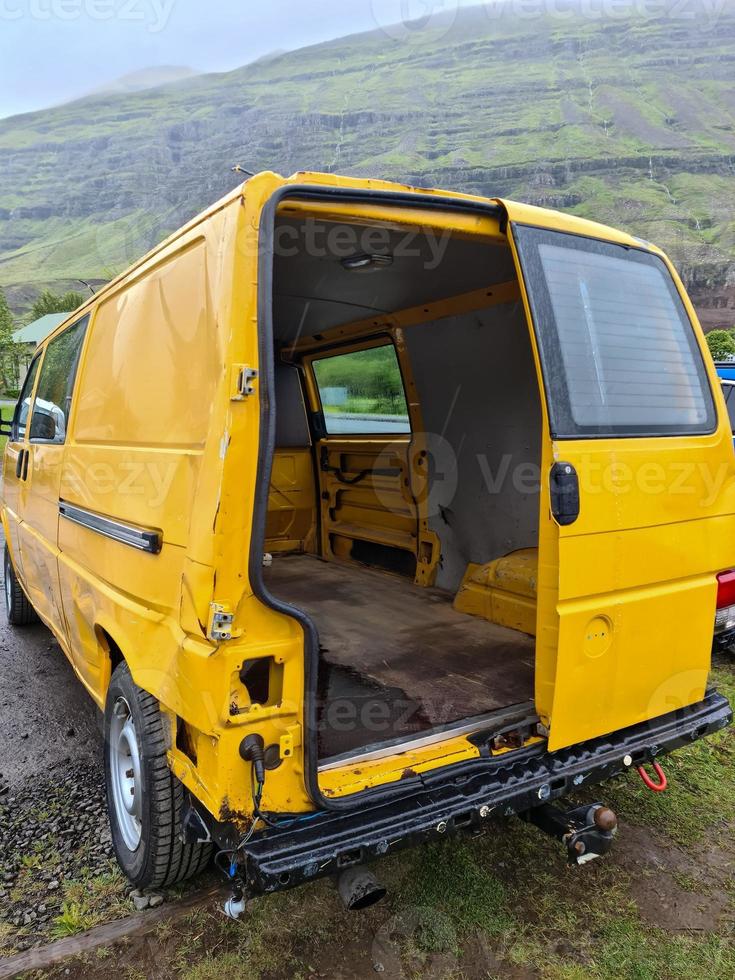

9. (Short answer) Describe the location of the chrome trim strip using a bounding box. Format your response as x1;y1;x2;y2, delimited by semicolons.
58;501;162;554
318;702;537;772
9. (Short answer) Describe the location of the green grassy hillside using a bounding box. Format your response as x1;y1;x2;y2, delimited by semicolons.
1;5;734;320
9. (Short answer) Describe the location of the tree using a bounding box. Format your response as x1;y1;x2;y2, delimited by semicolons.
705;329;735;361
0;287;21;392
29;289;85;320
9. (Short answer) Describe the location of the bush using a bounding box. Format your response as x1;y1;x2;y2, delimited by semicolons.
705;329;735;360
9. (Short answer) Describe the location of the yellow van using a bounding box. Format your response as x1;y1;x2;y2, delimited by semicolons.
2;171;733;909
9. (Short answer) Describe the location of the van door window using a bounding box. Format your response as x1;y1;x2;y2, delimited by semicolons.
30;316;89;444
312;344;411;435
514;227;716;438
12;355;41;441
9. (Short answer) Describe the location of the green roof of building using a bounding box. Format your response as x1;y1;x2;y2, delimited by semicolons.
14;313;68;345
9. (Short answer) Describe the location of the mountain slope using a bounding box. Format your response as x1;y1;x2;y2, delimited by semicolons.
1;5;734;324
86;66;200;97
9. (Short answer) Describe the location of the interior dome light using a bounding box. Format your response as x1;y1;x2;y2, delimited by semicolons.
341;253;393;272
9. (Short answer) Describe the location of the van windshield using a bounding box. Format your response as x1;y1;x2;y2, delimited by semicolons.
514;226;717;438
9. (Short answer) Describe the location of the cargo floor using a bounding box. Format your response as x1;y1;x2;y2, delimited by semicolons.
264;555;535;760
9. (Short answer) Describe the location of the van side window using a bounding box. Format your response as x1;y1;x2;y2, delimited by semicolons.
515;227;717;438
30;316;89;445
312;344;411;435
12;355;42;442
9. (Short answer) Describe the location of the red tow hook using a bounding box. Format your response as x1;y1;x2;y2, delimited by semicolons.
637;761;668;792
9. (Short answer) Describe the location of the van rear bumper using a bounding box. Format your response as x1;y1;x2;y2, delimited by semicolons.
241;690;731;896
714;625;735;652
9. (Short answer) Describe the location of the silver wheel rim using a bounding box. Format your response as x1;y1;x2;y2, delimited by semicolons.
108;696;143;851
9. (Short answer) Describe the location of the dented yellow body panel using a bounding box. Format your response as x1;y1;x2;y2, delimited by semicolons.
2;169;731;826
454;549;538;637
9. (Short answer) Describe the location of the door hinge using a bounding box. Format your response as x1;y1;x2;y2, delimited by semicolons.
279;724;302;760
231;364;259;400
207;602;235;642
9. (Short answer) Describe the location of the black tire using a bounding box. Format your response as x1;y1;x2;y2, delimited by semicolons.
104;662;211;889
4;544;39;626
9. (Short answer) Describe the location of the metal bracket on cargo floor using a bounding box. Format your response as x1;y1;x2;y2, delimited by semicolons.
232;364;259;400
208;602;236;642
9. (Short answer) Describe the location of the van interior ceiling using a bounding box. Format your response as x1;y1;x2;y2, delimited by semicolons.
262;210;543;766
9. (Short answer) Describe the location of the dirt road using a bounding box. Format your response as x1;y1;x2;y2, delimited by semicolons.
0;607;100;793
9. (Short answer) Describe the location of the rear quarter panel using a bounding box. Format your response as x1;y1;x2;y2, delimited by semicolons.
57;211;235;709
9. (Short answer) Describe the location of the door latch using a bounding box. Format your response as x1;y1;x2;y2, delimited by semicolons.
207;602;235;642
231;364;259;400
550;462;580;526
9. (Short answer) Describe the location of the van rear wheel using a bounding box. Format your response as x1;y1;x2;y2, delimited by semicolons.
104;662;211;889
4;545;38;626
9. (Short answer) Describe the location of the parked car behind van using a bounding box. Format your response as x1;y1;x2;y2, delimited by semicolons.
715;360;735;383
2;171;733;909
718;376;735;446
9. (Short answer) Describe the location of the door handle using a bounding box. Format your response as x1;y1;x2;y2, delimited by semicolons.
15;449;30;482
550;462;580;526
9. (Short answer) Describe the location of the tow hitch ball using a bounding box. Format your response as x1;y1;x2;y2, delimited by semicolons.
522;802;618;865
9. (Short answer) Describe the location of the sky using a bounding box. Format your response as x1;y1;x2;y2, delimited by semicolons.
0;0;487;119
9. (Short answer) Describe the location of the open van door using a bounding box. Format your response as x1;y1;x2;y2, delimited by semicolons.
507;207;735;752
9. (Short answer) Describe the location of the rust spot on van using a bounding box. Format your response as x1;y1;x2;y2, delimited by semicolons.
219;799;249;832
401;767;418;779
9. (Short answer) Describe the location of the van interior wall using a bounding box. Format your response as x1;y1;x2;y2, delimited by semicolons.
403;301;541;591
264;364;317;554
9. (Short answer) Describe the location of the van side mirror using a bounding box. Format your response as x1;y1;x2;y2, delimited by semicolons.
0;419;11;438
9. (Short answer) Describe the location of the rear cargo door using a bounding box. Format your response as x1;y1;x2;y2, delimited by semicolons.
510;221;735;752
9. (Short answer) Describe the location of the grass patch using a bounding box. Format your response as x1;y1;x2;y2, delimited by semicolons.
181;951;259;980
590;916;735;980
395;840;513;952
51;901;99;939
671;869;711;894
0;920;19;957
389;829;735;978
50;868;128;938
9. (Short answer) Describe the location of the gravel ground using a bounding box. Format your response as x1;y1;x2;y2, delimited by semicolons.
0;551;130;954
0;760;117;946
